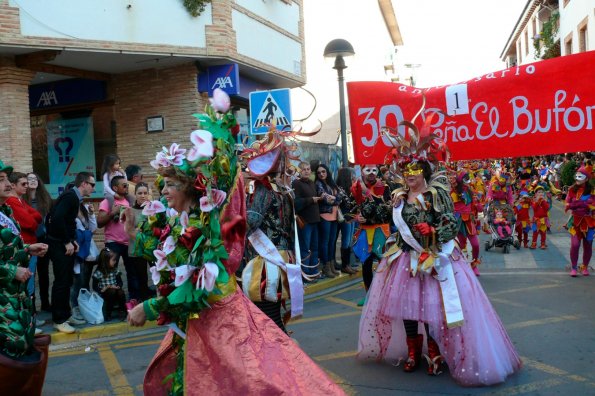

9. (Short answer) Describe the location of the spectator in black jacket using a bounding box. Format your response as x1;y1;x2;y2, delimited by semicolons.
46;172;95;333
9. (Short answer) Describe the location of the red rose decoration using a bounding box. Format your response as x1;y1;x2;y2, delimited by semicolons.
179;226;202;251
158;283;174;297
194;173;208;193
157;312;172;326
152;227;163;238
159;224;171;242
231;123;240;137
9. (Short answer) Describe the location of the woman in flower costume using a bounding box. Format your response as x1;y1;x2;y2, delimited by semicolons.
125;90;344;395
0;160;50;395
357;118;521;386
564;166;594;277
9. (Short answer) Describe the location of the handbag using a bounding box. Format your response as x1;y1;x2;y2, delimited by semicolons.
77;288;104;324
295;215;306;230
337;207;345;223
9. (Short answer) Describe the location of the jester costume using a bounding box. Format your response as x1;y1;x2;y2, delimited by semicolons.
565;167;594;277
514;192;532;248
135;92;343;395
357;123;521;386
450;171;481;275
530;187;550;249
0;194;50;395
351;165;392;290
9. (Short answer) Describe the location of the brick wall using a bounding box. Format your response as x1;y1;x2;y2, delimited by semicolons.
0;56;34;172
112;63;206;184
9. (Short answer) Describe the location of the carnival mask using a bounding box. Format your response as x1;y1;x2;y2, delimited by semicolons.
402;162;424;178
575;172;587;183
362;165;379;181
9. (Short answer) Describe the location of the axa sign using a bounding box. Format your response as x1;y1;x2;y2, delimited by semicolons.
29;79;107;110
36;90;59;107
198;63;240;96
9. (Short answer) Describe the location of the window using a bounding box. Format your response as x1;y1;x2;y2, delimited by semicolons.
524;30;529;55
517;40;522;64
564;32;573;55
532;17;537;37
578;16;588;53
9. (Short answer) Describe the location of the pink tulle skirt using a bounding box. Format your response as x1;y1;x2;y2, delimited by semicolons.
144;288;345;395
358;249;522;386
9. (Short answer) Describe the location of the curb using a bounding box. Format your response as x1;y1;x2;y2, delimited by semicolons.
47;268;362;346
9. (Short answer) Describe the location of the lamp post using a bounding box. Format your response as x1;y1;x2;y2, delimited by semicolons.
324;39;355;168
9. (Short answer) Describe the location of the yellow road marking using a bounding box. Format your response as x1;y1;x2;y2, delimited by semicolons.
324;368;357;396
507;315;580;330
114;340;161;349
51;332;164;357
97;346;134;395
325;296;363;310
290;311;361;324
307;283;362;302
490;378;564;395
490;283;561;296
314;350;358;362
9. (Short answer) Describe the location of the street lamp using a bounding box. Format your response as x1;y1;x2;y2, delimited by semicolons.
324;38;355;168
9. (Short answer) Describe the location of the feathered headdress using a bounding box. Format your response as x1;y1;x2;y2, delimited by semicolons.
381;94;450;177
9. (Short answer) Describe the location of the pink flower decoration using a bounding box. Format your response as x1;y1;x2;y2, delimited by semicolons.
209;88;231;113
162;236;176;255
142;200;166;216
153;250;171;271
199;189;227;212
196;262;219;291
149;266;161;285
150;151;169;170
180;211;189;232
166;207;178;217
165;143;186;166
187;130;214;161
174;265;197;287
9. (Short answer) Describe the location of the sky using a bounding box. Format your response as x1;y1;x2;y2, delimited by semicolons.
391;0;528;87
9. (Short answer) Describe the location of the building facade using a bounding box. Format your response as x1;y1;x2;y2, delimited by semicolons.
0;0;305;195
500;0;594;67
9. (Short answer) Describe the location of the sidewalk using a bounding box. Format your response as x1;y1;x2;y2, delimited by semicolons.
38;266;363;346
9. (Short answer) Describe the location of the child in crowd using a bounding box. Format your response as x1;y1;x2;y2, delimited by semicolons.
93;248;126;320
493;209;512;238
101;154;127;206
531;187;550;249
514;191;532;248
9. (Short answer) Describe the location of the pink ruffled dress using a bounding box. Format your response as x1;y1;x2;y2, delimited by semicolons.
358;189;522;386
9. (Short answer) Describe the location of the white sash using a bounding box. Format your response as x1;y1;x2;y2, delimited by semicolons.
247;228;303;319
0;211;20;235
393;200;464;328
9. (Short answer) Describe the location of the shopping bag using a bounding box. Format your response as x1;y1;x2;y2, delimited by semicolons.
77;288;104;324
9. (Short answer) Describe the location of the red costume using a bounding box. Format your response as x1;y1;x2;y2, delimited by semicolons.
514;194;532;248
531;196;550;249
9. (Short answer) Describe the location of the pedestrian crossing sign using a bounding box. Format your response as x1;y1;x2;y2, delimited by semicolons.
249;88;292;135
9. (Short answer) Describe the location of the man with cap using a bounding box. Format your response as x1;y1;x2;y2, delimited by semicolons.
565;166;594;277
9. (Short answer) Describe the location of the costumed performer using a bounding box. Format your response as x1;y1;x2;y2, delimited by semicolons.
357;117;522;386
351;165;392;297
0;160;50;396
530;186;550;249
450;170;482;276
240;129;304;334
125;89;344;395
564;166;594;277
513;191;532;248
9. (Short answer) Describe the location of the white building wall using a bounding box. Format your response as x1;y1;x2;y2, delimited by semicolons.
559;0;594;54
236;0;300;36
8;0;211;47
233;10;302;77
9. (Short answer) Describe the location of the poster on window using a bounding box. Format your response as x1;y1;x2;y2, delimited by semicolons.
46;117;96;190
347;50;595;164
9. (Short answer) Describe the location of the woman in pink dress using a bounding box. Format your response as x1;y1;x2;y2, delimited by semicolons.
358;124;521;386
125;90;344;395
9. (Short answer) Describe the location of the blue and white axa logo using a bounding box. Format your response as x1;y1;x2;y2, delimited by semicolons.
211;76;234;90
36;90;58;107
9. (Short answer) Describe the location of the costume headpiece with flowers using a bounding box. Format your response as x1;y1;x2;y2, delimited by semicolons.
135;88;244;394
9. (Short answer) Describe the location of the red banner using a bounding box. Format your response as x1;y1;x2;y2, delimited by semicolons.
347;50;595;164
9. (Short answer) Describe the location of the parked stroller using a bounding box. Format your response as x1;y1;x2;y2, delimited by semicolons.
484;200;521;254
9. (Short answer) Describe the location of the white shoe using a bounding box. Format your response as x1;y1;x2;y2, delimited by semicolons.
53;322;76;334
35;328;43;335
67;315;86;326
35;318;46;327
72;307;85;321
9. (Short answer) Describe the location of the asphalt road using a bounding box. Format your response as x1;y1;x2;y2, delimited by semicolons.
43;199;595;395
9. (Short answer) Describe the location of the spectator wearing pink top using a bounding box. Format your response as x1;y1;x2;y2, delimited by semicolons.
97;175;140;301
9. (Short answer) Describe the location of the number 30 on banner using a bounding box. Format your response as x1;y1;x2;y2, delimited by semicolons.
357;105;406;148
